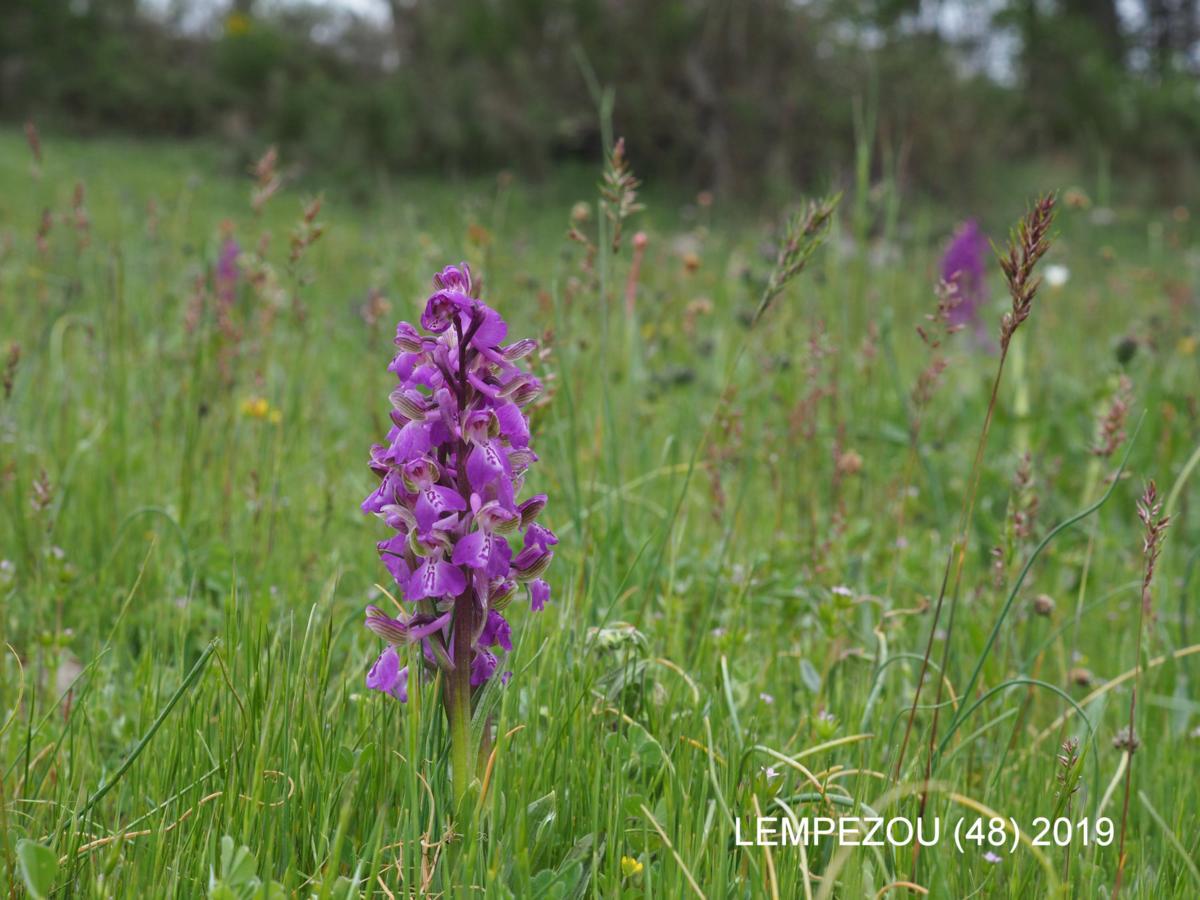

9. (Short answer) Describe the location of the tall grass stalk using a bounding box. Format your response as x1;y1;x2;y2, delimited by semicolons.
893;196;1057;797
1113;481;1170;897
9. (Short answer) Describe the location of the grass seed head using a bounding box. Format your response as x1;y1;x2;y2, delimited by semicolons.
998;192;1057;351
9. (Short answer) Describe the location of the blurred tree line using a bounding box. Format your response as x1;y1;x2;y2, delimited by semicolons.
2;0;1198;199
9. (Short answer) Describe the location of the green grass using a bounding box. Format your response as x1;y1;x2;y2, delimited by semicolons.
1;129;1198;897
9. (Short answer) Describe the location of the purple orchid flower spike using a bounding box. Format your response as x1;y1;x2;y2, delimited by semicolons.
360;262;554;802
940;219;991;342
215;237;240;307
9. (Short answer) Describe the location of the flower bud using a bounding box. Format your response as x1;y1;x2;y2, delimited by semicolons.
502;375;543;406
488;579;517;611
394;323;424;353
513;548;553;582
508;448;537;473
390;388;429;422
365;606;410;643
433;262;472;294
502;339;537;361
518;494;547;529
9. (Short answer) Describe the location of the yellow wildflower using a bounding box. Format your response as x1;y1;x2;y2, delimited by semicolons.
241;397;270;419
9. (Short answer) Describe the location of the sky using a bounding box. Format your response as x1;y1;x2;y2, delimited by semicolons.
142;0;391;32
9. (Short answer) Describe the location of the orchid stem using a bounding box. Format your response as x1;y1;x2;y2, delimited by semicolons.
448;606;474;809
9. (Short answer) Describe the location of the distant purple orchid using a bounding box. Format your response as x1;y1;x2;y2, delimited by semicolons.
362;263;552;725
940;219;989;335
216;237;240;306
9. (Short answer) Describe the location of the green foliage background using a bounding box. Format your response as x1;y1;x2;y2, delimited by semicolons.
4;0;1200;200
0;120;1198;895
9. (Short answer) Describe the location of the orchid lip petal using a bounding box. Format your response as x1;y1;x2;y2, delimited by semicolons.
366;647;409;701
496;402;530;448
407;557;467;600
470;648;499;686
524;522;558;552
466;440;510;493
530;579;551;612
480;609;513;651
451;529;491;570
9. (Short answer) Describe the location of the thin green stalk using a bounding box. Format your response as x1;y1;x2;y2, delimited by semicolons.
52;638;218;842
1064;457;1102;681
893;345;1010;783
945;417;1142;743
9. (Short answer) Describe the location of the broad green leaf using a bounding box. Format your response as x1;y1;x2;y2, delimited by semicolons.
16;839;57;900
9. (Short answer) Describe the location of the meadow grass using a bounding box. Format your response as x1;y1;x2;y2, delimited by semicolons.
1;129;1198;897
